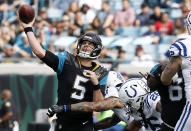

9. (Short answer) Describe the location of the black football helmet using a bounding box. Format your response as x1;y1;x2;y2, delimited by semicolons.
147;64;163;81
76;32;103;59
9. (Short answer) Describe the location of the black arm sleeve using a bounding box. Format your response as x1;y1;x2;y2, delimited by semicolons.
40;50;59;72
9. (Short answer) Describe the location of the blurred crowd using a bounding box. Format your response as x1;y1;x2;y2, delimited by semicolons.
0;0;190;65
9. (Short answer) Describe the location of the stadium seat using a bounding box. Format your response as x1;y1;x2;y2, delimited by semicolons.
47;8;63;21
160;35;176;44
132;36;153;45
142;44;159;60
123;44;136;61
109;0;122;11
110;37;133;48
129;0;144;14
158;44;170;55
139;26;149;36
100;36;119;47
115;27;140;38
170;8;182;20
54;36;77;48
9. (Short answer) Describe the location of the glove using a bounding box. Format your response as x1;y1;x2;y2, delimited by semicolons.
47;105;71;117
47;105;64;117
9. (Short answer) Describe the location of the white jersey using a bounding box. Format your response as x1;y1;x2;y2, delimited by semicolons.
113;91;162;131
169;37;191;101
169;37;191;131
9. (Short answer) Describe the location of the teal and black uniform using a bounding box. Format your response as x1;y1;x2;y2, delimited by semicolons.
41;50;108;131
148;64;186;131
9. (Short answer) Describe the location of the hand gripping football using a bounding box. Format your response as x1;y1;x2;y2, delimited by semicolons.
18;4;35;24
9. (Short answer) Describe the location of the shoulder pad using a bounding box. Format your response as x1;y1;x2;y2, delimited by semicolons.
169;39;191;57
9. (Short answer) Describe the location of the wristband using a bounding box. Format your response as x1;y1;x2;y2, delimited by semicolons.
63;104;71;112
93;84;100;90
24;27;33;34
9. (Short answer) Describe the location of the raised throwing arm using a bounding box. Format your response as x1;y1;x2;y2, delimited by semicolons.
17;11;46;58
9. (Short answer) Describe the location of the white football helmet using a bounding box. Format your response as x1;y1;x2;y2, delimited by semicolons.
106;71;125;88
186;11;191;35
118;79;149;111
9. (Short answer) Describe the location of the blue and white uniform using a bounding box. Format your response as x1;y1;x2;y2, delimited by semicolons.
105;78;162;131
169;36;191;131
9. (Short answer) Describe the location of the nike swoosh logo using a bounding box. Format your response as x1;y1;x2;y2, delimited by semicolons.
82;121;88;125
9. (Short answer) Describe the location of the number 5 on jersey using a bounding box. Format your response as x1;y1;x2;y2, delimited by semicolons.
71;75;88;100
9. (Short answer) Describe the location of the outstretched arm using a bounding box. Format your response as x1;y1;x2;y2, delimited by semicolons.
71;97;123;112
47;97;124;117
94;113;121;130
161;56;181;85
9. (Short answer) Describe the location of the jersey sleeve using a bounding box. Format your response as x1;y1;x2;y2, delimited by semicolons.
169;41;187;57
112;108;134;125
40;50;59;72
40;50;68;74
145;91;160;112
56;51;68;74
104;86;119;98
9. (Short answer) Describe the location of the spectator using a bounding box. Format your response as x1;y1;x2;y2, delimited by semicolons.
131;45;154;66
62;15;72;36
75;4;96;30
117;49;126;60
14;32;32;58
49;20;66;49
39;8;51;24
83;24;98;34
114;0;136;27
78;0;102;10
99;47;112;59
92;0;114;34
135;3;152;26
0;26;11;50
181;0;191;19
155;12;174;36
66;1;79;25
0;0;8;24
172;18;185;35
143;20;161;44
104;27;115;36
149;6;162;23
36;28;53;51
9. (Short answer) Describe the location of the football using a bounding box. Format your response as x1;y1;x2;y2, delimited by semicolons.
18;4;35;24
